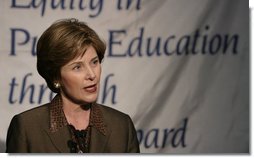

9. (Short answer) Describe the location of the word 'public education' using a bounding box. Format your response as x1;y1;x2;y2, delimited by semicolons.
9;25;238;57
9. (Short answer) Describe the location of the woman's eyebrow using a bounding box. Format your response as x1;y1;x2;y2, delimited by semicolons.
91;56;99;61
67;56;98;66
67;61;83;67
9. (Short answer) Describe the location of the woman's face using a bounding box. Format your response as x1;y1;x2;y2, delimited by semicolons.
60;46;101;105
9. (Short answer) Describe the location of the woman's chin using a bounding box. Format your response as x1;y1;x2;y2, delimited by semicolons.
80;94;98;104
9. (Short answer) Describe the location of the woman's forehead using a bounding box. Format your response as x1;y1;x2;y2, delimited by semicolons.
72;46;97;61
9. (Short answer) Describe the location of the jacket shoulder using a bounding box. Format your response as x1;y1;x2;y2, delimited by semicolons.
14;103;49;124
97;104;130;121
95;104;140;153
95;104;134;130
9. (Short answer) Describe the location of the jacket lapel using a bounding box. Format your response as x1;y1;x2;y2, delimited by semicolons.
89;125;111;153
89;103;111;153
45;126;71;152
45;95;71;153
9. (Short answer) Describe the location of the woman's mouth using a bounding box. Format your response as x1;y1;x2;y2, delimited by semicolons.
84;84;97;93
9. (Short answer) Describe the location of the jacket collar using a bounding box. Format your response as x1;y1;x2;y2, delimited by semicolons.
49;94;107;136
49;95;67;132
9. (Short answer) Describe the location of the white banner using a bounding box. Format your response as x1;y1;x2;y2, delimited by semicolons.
0;0;249;153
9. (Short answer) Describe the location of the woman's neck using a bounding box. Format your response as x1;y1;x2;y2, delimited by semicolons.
61;94;91;130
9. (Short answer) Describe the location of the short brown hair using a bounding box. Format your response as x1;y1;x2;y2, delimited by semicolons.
37;18;106;93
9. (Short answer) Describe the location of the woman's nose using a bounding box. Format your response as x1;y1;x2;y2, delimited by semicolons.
86;66;96;80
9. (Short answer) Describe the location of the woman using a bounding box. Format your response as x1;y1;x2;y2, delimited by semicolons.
6;18;140;153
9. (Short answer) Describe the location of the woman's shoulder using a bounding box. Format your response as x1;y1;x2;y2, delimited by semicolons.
94;103;138;145
12;103;49;123
95;103;133;125
96;103;129;118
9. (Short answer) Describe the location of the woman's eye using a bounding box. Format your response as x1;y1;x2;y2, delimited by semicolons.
73;65;81;70
93;60;99;65
91;59;99;66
